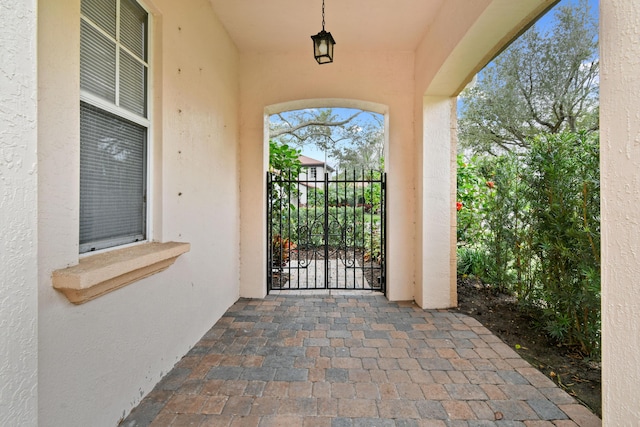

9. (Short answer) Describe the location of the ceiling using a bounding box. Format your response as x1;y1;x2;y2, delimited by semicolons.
208;0;447;53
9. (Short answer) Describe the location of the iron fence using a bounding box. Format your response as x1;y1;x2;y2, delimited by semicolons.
267;170;386;293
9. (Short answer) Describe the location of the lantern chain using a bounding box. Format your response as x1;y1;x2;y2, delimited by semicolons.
322;0;325;31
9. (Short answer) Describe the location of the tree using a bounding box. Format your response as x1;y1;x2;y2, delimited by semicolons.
269;108;384;172
268;140;301;215
269;140;301;178
328;120;384;172
268;140;302;267
458;0;599;155
524;131;600;355
270;109;363;149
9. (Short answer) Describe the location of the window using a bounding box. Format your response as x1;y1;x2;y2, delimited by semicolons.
309;167;317;180
80;0;149;253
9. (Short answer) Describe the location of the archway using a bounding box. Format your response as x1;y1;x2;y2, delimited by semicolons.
265;100;389;294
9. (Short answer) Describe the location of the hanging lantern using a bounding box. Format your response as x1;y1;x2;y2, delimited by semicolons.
311;0;335;64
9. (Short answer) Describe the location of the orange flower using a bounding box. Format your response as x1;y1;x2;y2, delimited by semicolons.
456;201;463;211
486;181;495;189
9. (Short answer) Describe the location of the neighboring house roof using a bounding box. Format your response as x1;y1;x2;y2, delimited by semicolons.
298;155;335;172
298;181;319;188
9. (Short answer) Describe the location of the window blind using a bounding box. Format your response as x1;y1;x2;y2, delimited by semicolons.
80;102;146;252
119;49;146;116
81;0;116;38
120;0;147;59
80;19;116;103
80;0;149;253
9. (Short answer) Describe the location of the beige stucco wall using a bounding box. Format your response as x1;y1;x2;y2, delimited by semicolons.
238;51;416;302
415;97;458;309
37;0;240;425
0;0;39;425
601;0;640;424
416;0;556;97
237;0;558;309
412;0;558;309
8;0;633;424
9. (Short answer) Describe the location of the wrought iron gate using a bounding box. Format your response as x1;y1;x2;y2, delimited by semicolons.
267;170;386;293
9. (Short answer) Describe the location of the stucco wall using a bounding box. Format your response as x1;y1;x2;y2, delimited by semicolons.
415;0;555;97
601;0;640;424
238;51;416;302
237;1;554;307
416;97;458;309
412;0;556;309
0;0;38;425
37;0;240;425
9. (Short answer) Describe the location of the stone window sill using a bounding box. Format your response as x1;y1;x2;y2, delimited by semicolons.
53;241;190;304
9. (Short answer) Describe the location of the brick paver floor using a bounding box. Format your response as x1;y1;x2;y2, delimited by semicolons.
120;294;601;427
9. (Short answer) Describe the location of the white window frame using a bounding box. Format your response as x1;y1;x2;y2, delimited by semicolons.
309;166;317;180
79;0;154;254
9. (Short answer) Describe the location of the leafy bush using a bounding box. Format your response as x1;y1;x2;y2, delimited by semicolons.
274;206;371;248
363;169;383;214
457;132;600;356
363;220;383;263
457;247;495;281
456;157;489;246
481;155;536;297
269;141;302;268
524;132;600;354
306;187;325;207
268;140;302;216
326;182;366;207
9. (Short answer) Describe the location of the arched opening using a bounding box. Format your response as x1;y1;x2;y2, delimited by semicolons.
264;100;389;294
453;0;601;415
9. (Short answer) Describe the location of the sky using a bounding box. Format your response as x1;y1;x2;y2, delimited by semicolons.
273;0;599;166
538;0;599;29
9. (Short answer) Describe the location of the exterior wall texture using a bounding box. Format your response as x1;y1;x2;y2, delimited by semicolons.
412;0;556;309
601;0;640;423
0;0;39;425
37;0;240;425
417;97;457;309
7;0;638;424
239;51;416;302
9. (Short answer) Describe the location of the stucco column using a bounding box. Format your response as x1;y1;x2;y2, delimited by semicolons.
416;96;457;309
238;107;268;299
601;0;640;423
0;0;38;425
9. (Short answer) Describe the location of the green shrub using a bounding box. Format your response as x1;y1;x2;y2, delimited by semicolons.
306;188;325;207
363;220;383;263
524;132;600;355
457;247;494;282
457;132;600;356
273;206;377;250
456;156;489;246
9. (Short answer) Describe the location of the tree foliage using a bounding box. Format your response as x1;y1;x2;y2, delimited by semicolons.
456;1;601;356
270;109;363;148
525;132;600;354
328;121;384;172
268;140;301;215
269;140;301;178
457;132;600;355
459;0;599;154
270;108;384;172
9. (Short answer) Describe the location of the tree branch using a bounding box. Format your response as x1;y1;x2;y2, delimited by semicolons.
270;111;363;138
